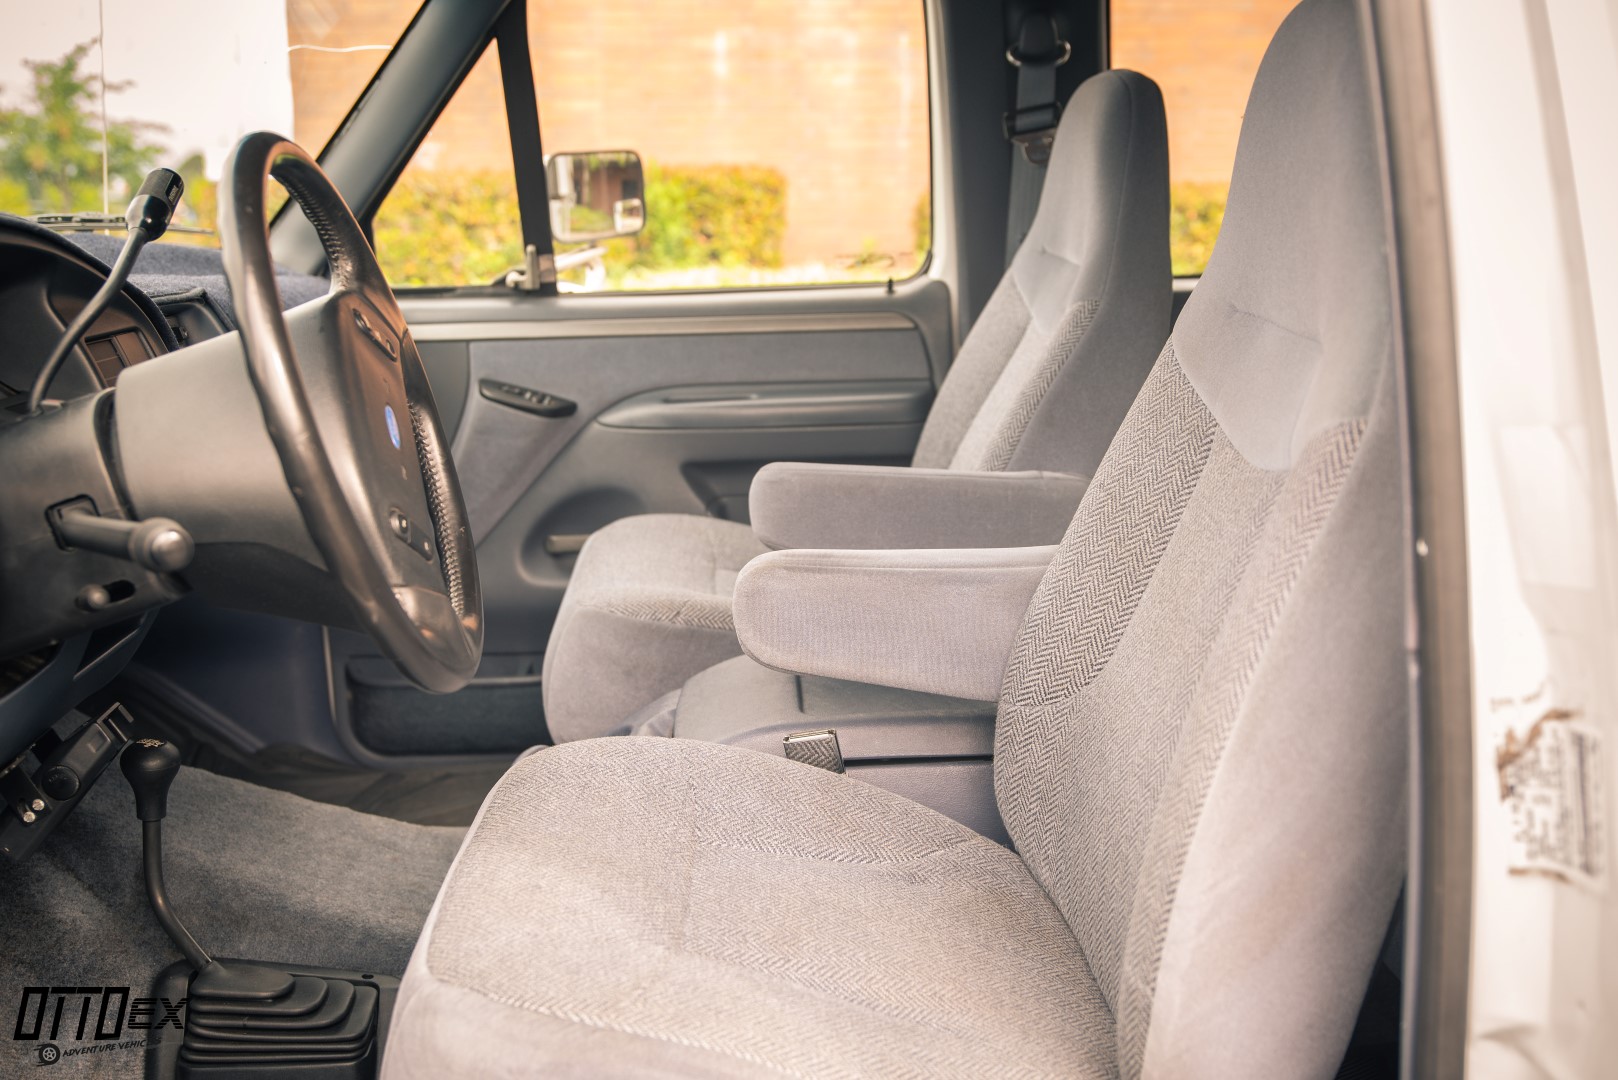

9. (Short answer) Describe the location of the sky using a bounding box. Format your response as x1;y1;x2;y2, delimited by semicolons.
1;0;296;182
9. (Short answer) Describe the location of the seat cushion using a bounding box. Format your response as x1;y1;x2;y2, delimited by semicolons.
384;737;1116;1079
542;515;768;743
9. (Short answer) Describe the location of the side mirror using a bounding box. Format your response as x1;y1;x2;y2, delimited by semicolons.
546;150;647;244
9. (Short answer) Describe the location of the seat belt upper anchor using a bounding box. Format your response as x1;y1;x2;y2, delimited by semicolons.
1005;38;1072;69
1003;18;1070;166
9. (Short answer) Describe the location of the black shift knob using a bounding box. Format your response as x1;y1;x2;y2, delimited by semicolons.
121;739;182;821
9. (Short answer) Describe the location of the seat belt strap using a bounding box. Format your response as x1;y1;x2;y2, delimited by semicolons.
1004;12;1070;264
495;2;558;295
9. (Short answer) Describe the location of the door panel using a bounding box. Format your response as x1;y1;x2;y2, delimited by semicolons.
308;276;957;762
449;322;932;538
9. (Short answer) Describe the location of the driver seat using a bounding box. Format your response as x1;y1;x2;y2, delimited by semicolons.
383;1;1406;1075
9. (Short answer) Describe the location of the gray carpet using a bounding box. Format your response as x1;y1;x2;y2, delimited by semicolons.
0;767;465;1077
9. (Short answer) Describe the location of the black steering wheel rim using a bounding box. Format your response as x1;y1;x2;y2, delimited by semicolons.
219;131;482;692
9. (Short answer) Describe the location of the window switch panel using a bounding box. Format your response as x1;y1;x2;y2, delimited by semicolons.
478;379;577;418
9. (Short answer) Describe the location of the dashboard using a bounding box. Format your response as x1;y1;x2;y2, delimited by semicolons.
0;209;335;860
0;217;189;776
0;216;289;807
0;213;329;781
0;220;174;415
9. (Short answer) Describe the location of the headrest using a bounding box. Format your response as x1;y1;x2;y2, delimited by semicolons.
1011;69;1169;333
1174;0;1392;469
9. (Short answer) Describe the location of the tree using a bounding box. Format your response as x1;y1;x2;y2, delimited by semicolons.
0;39;165;214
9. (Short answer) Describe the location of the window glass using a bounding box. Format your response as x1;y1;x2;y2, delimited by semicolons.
532;0;931;291
371;46;522;288
372;1;931;292
0;1;412;247
1110;0;1296;276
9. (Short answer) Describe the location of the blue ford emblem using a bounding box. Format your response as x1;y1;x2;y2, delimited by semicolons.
384;404;401;449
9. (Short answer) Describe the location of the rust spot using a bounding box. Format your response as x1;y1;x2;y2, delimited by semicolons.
1507;865;1573;885
1495;706;1580;800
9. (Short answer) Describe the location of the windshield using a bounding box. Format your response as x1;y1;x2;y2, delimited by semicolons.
0;1;418;245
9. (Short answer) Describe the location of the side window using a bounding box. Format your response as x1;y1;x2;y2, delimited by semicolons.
371;1;930;292
529;0;931;292
1109;0;1296;276
371;46;522;289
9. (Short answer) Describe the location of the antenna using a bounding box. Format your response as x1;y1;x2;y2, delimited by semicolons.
98;0;109;215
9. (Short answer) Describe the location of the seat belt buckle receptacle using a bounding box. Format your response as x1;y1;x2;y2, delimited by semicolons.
782;729;846;774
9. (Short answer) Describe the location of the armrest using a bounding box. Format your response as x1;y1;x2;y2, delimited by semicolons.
747;462;1087;550
732;545;1055;702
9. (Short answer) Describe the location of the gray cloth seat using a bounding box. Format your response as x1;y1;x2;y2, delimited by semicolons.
542;513;770;740
387;737;1115;1079
389;2;1406;1075
542;68;1171;742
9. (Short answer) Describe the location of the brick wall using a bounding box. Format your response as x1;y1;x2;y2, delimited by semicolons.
1111;0;1296;184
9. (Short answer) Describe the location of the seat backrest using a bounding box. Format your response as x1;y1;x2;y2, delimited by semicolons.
910;70;1169;480
992;1;1407;1076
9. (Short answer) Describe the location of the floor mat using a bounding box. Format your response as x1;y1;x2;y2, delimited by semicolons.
0;767;464;1077
87;678;516;827
193;743;513;828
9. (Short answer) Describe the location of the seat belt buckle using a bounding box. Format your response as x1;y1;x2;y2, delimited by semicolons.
1004;102;1062;165
782;729;846;773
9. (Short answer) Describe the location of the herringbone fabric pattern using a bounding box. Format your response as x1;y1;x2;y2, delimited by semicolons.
427;738;1117;1079
951;300;1106;473
1112;418;1367;1076
910;276;1033;470
1002;342;1215;713
592;587;737;631
997;418;1284;1008
976;299;1104;472
992;342;1375;1039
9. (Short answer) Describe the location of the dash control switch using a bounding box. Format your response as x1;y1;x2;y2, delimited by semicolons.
479;378;577;418
386;507;436;562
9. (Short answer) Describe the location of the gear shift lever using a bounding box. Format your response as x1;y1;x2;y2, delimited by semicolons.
120;739;212;970
120;738;388;1074
120;739;292;997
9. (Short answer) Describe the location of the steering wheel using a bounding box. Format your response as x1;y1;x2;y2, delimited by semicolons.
218;132;482;693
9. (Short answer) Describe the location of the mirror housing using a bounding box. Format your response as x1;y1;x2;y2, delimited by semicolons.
546;150;646;244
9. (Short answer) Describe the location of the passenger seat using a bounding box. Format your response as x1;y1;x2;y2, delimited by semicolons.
542;69;1171;742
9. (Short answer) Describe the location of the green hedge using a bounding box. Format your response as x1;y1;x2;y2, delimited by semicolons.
371;162;789;288
375;170;526;287
913;191;931;263
622;163;785;272
901;184;1224;279
1170;181;1227;277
